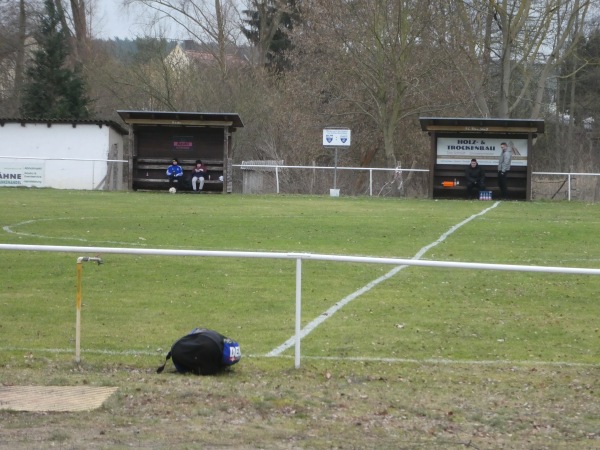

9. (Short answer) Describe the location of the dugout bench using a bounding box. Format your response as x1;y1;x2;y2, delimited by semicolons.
420;117;545;201
433;164;527;200
118;110;243;193
133;158;225;192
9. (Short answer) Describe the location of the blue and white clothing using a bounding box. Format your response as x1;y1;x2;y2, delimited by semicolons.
166;164;183;178
166;162;183;188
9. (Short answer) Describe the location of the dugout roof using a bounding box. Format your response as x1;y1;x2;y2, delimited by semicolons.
117;110;244;130
419;117;544;135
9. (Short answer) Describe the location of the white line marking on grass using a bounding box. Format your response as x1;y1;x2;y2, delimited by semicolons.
2;218;146;246
1;347;161;356
271;354;600;368
2;347;598;368
267;202;501;357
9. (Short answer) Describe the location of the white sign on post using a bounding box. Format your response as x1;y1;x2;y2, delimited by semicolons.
323;128;351;196
323;128;351;147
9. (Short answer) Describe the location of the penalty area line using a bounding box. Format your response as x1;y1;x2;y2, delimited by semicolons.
267;202;501;357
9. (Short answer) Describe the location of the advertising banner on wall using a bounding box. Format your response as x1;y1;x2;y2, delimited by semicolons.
436;137;528;166
173;136;193;150
0;161;45;187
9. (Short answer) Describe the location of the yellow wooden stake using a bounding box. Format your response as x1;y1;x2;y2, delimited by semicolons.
75;257;102;363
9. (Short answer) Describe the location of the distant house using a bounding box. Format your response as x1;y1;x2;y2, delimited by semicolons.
165;40;247;69
0;118;127;190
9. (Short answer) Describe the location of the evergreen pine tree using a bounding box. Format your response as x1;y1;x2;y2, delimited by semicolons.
241;0;301;73
20;0;91;118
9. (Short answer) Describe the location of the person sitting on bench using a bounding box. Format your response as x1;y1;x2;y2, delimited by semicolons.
190;160;207;192
465;158;486;199
166;159;183;188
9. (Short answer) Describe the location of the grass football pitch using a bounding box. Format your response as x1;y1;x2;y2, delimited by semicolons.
1;189;599;449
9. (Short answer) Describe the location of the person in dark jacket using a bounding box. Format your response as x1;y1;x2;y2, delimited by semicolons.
190;160;207;192
465;158;486;199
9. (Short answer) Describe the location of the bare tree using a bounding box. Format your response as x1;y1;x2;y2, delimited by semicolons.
96;39;198;111
0;0;43;115
432;0;495;117
446;0;591;119
49;0;90;62
14;0;27;96
286;0;450;170
124;0;242;78
69;0;89;56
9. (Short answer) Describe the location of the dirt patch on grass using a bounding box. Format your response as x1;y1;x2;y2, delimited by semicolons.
0;386;117;412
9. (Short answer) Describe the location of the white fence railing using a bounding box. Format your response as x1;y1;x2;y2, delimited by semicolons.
235;164;600;201
1;157;598;200
2;243;600;368
531;172;600;201
236;164;429;197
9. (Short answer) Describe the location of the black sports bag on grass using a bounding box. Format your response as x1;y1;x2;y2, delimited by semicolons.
157;328;241;375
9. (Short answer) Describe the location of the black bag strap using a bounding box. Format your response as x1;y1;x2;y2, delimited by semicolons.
157;331;193;373
156;351;172;374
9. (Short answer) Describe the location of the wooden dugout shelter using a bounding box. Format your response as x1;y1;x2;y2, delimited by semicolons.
118;110;244;193
419;117;545;200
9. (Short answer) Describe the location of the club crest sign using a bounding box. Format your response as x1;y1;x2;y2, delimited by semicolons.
323;128;351;147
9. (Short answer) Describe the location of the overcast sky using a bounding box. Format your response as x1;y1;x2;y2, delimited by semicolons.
96;0;149;40
95;0;247;41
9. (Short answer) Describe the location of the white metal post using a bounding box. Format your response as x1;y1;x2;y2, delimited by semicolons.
333;148;338;190
76;261;83;362
2;244;600;370
295;257;302;369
